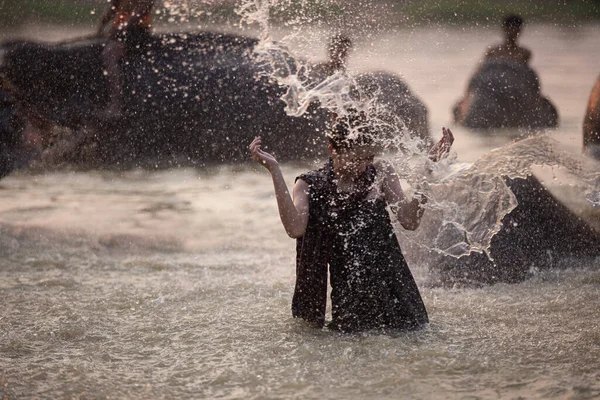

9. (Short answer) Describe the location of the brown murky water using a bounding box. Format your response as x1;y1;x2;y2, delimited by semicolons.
1;23;600;399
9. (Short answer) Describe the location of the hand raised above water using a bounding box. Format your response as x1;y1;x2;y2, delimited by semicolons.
428;127;455;162
249;136;279;171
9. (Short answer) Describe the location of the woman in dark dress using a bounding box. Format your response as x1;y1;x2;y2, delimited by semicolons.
249;115;453;333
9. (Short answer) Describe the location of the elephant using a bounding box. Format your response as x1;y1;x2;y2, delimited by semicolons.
0;31;430;176
398;136;600;286
431;174;600;285
453;60;558;130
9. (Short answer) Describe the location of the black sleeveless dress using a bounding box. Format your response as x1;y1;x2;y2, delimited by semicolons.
293;160;429;333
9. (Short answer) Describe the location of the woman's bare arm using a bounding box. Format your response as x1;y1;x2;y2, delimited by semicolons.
269;168;309;238
379;161;424;231
381;127;454;230
249;137;309;238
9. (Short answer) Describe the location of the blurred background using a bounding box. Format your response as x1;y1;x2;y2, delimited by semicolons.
2;0;600;32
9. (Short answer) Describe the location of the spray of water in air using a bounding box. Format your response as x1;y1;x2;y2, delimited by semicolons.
231;0;528;260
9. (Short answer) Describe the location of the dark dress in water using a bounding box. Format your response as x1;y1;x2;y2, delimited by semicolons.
292;160;429;333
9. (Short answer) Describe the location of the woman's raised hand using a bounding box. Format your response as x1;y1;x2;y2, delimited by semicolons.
249;136;279;171
428;127;455;162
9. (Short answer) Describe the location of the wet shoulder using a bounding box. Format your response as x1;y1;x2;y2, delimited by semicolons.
295;166;328;187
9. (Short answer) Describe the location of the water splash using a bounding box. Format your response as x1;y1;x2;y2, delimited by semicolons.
236;0;428;157
234;0;503;257
406;135;600;259
235;0;600;261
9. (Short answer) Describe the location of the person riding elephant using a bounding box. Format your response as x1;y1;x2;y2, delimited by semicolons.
485;14;531;66
311;34;353;79
98;0;155;118
453;15;558;130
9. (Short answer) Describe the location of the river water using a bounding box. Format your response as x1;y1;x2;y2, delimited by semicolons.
1;23;600;399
